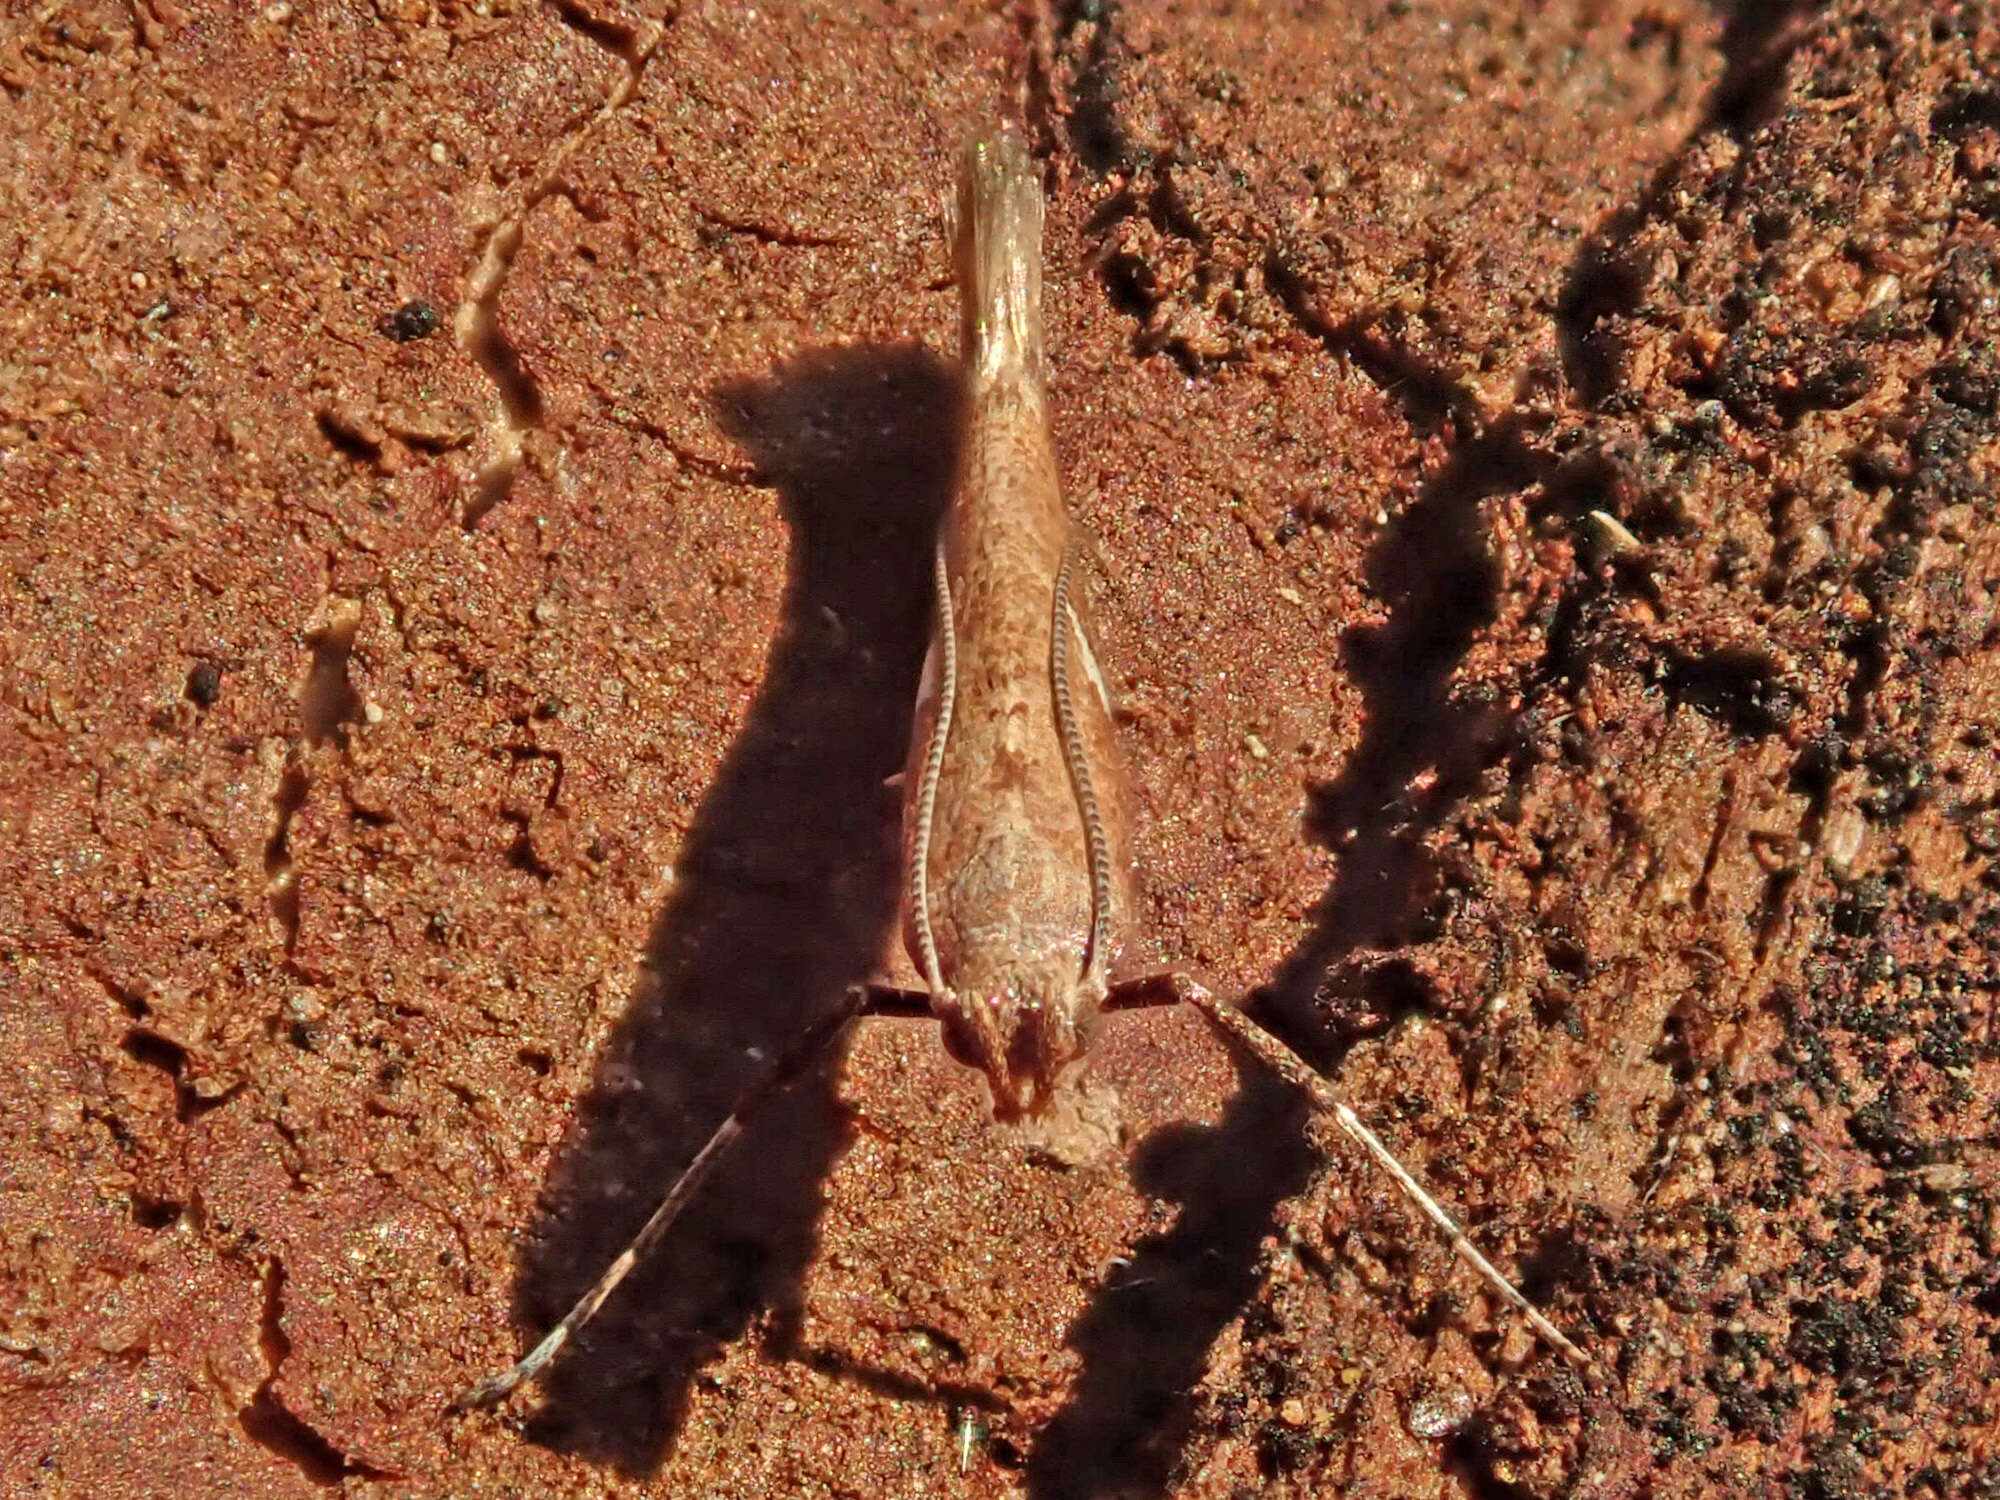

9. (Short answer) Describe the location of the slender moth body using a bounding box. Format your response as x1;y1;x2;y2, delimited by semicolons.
904;130;1134;1119
903;132;1584;1366
456;126;1587;1415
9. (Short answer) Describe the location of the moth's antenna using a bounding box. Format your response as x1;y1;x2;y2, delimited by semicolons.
453;987;873;1409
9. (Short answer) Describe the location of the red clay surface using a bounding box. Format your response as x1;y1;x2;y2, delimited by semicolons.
4;2;1998;1496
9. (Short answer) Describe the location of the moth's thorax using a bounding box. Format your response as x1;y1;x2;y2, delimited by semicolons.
920;785;1119;1108
935;953;1105;1119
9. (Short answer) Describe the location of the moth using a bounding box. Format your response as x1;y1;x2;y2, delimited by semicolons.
458;128;1584;1413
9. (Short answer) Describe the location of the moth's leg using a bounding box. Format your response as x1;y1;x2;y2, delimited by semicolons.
455;982;918;1410
1101;970;1198;1010
1114;970;1591;1371
855;983;936;1019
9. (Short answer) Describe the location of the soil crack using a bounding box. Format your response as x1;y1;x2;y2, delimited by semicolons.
693;204;851;249
238;1258;394;1484
1265;253;1490;437
264;594;364;954
454;10;667;528
596;401;767;486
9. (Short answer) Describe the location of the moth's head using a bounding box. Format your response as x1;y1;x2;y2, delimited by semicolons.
937;957;1100;1120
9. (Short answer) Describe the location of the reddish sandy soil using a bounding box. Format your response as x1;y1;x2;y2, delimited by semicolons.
5;1;1999;1496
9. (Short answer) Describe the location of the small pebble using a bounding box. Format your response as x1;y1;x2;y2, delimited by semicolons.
185;661;224;707
1406;1384;1474;1439
380;298;442;342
